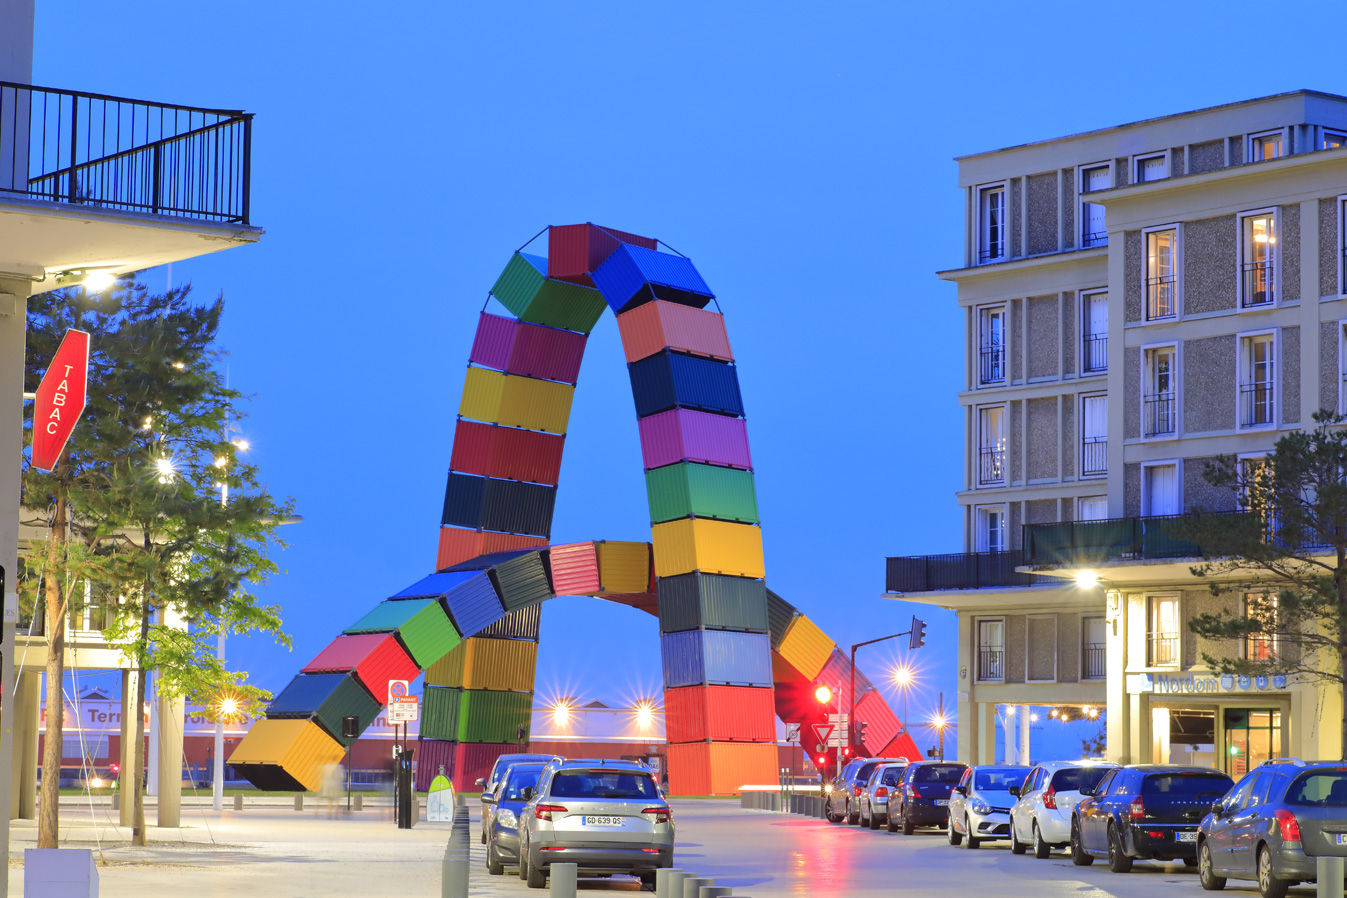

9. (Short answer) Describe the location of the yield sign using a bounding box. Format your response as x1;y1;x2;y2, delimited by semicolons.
811;723;834;746
31;329;90;472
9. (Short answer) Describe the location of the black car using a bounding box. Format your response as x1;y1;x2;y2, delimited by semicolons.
892;760;967;835
1071;764;1233;872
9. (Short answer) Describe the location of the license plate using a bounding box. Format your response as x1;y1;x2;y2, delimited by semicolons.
1335;834;1347;846
935;799;949;807
1177;832;1197;842
584;816;623;827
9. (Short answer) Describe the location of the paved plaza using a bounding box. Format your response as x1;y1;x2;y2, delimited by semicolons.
4;796;1319;897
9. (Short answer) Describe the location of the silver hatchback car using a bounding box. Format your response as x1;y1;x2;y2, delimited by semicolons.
859;761;908;830
518;759;673;890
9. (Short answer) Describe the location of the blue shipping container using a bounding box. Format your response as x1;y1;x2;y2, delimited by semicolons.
628;351;744;419
391;570;481;600
440;570;507;638
441;474;557;538
591;244;714;313
266;673;348;718
660;629;773;689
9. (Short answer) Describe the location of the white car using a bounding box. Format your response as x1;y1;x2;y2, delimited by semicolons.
1007;760;1117;858
947;765;1030;848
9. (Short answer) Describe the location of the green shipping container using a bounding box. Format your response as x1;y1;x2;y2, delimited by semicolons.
421;686;462;742
491;253;607;335
657;572;769;634
457;689;532;744
645;462;758;524
343;599;461;668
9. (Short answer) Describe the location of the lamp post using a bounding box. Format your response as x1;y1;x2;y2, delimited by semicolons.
847;615;926;755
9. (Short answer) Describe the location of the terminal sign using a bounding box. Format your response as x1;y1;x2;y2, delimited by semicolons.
31;329;90;472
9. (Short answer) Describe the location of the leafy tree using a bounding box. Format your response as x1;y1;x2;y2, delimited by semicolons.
22;282;291;847
1176;409;1347;759
1080;716;1106;758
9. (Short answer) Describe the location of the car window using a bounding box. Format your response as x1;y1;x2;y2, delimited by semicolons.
1287;769;1347;807
975;767;1030;791
880;767;905;786
1143;773;1233;797
549;770;659;800
1222;773;1257;812
501;765;544;801
958;769;972;788
855;762;882;783
1021;768;1039;793
914;765;966;784
1050;765;1112;793
1093;770;1117;796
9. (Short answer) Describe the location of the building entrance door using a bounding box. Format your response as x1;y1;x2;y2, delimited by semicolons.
1224;709;1281;777
1158;708;1216;768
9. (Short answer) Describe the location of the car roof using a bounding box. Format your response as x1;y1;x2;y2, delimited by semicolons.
551;759;651;771
909;759;966;766
1036;760;1118;772
1125;765;1229;774
967;764;1030;770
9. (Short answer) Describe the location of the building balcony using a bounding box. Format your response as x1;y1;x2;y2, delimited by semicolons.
0;80;260;286
1021;511;1249;567
885;550;1058;593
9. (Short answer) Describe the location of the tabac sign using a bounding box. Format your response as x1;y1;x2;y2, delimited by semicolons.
1128;672;1289;695
31;329;90;472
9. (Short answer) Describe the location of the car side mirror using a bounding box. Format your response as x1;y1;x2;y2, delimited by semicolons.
954;785;967;795
1210;801;1224;817
1008;786;1021;798
1078;785;1094;797
475;777;486;789
522;786;534;801
482;791;497;804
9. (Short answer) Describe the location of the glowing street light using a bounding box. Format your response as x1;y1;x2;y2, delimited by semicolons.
634;700;656;730
814;685;833;705
1075;570;1100;588
155;456;177;483
552;701;572;726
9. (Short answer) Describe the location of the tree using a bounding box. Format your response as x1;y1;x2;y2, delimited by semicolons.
22;281;291;847
1176;409;1347;759
1080;716;1106;758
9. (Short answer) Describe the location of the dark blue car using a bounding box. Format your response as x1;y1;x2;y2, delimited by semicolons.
485;762;547;876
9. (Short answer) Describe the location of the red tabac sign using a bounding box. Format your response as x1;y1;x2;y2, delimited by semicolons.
31;329;90;471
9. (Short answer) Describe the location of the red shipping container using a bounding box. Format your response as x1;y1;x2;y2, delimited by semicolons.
597;591;659;617
617;301;733;364
548;542;601;595
449;421;565;485
814;649;875;714
548;223;658;285
854;688;903;756
638;408;752;471
415;738;457;791
452;741;516;791
508;321;587;385
667;741;776;796
468;312;516;372
664;685;775;744
879;731;923;762
437;527;547;571
302;633;419;702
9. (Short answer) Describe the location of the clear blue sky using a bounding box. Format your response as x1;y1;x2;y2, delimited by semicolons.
35;1;1347;761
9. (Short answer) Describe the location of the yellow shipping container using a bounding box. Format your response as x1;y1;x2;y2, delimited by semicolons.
425;642;466;687
499;373;574;434
461;637;538;692
227;718;345;792
776;614;835;682
651;519;764;579
596;540;652;594
459;367;505;423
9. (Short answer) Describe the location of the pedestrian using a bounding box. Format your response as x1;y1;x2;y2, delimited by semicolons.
320;762;343;819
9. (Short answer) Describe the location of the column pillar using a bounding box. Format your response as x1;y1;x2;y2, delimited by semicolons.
1018;704;1031;765
974;702;995;765
155;693;184;828
12;671;39;819
120;669;139;827
1003;706;1017;764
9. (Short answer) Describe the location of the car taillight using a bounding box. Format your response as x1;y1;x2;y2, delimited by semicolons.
876;786;888;798
535;804;567;821
1043;785;1057;809
642;806;671;824
1275;808;1302;842
1127;797;1145;820
906;785;918;800
854;785;863;797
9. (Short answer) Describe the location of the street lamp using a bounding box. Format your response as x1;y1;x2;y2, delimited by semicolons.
892;665;915;739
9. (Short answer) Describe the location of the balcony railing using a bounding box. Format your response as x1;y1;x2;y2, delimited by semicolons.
1084;643;1106;679
1146;274;1177;319
978;648;1004;681
1148;634;1179;666
978;447;1006;485
1081;436;1107;477
1022;511;1253;566
1143;392;1176;436
1082;334;1107;373
0;81;252;224
885;550;1058;592
1241;260;1275;308
979;345;1006;384
1240;381;1275;427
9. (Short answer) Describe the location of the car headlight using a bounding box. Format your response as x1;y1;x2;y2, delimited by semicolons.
970;798;991;815
496;808;518;829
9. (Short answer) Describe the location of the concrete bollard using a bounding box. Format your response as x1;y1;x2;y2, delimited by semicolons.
353;793;363;812
700;888;733;898
1318;856;1345;898
294;793;303;811
549;862;578;896
441;805;470;898
656;868;685;898
111;792;119;811
683;877;714;898
233;793;243;811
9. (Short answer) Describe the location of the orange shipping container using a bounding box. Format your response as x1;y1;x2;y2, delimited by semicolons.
227;718;345;792
458;367;575;434
775;615;835;682
596;540;653;593
616;300;733;364
460;637;538;692
667;741;776;796
651;519;763;579
664;685;776;744
549;542;601;595
435;527;546;571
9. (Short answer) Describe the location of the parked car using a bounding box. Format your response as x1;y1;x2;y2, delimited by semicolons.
517;758;672;890
891;760;968;834
1198;758;1347;898
858;762;908;830
826;757;903;824
947;764;1030;848
485;762;547;875
1071;764;1233;873
1009;760;1117;858
477;753;559;844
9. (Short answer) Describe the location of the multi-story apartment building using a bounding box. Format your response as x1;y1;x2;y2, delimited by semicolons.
887;90;1347;775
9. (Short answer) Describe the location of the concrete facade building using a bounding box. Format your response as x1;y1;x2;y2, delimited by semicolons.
887;90;1347;774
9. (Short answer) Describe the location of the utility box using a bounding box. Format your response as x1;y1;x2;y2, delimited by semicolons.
25;848;98;897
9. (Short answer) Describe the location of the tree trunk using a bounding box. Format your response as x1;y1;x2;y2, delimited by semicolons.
36;487;68;848
131;595;152;846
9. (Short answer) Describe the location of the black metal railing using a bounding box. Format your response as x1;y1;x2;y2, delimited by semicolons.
1143;392;1176;436
1082;231;1108;248
1084;643;1106;679
1082;334;1107;372
1146;274;1177;319
979;345;1006;384
978;447;1006;484
0;81;252;223
1241;260;1275;307
978;244;1006;264
1241;381;1275;426
1148;634;1179;666
1022;511;1253;566
1081;437;1107;477
885;550;1057;592
978;648;1004;680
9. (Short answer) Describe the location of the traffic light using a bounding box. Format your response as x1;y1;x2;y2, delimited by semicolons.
909;616;927;650
817;756;826;768
814;684;832;704
855;720;868;747
842;746;850;758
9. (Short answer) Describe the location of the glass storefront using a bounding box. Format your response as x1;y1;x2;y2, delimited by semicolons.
1224;708;1281;777
1150;704;1284;775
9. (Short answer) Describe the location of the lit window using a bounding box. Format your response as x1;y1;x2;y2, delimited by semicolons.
978;306;1006;384
1145;229;1178;319
1239;334;1276;428
1324;130;1347;150
1243;591;1277;662
977;619;1004;681
1249;131;1284;162
978;184;1007;264
1147;595;1180;667
1240;212;1277;308
1143;346;1177;437
977;406;1006;486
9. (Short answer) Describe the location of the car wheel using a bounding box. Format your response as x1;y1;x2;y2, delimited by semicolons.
526;850;547;889
886;813;898;833
639;872;657;891
1010;818;1027;856
518;836;530;880
964;815;980;849
1198;840;1226;891
848;803;860;826
1107;823;1133;874
902;811;915;835
486;840;504;876
1032;822;1050;859
947;814;963;846
1070;818;1094;867
1256;845;1288;898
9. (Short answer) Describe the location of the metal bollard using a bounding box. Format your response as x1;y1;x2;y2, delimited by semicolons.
549;862;578;896
441;805;470;898
233;793;243;811
353;793;363;812
656;868;685;898
683;877;714;898
294;793;303;811
1318;856;1345;898
700;888;733;898
112;793;119;811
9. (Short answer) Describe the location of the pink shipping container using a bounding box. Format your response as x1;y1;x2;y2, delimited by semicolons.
547;223;658;285
879;730;923;762
452;742;516;791
414;738;457;791
638;408;753;471
301;633;419;702
854;688;903;757
467;312;587;385
616;300;733;364
548;541;601;595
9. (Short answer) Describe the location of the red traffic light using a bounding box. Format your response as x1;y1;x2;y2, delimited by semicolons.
110;764;120;774
842;747;851;757
817;756;826;767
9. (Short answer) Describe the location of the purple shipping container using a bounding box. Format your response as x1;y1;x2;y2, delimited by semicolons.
638;408;753;471
469;312;516;372
415;737;457;791
468;312;587;386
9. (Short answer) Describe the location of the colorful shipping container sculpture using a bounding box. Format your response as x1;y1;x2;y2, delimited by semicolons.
230;224;920;795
